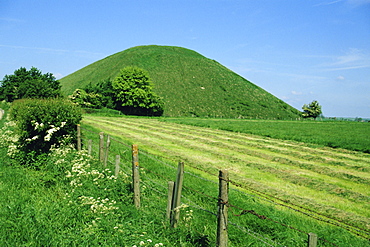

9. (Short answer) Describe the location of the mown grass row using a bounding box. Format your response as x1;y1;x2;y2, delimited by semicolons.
82;119;368;228
80;122;369;246
82;116;370;236
118;119;370;182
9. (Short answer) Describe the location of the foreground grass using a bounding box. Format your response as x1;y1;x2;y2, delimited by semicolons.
0;145;218;246
0;114;213;246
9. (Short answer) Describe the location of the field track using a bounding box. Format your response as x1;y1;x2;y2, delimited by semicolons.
82;116;370;232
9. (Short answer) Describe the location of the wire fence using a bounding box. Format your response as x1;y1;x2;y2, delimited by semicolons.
78;125;368;246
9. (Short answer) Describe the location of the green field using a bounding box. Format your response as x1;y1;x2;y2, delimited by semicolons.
160;118;370;153
82;115;370;239
2;109;370;246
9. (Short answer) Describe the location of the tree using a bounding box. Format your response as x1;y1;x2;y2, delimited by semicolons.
84;79;115;109
112;67;164;116
302;100;322;119
0;67;61;102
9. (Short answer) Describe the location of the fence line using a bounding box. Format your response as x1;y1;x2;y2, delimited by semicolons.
181;153;370;240
141;180;167;197
78;125;367;246
140;168;285;247
226;177;370;240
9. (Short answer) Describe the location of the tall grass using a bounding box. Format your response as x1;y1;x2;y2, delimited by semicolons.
0;114;208;246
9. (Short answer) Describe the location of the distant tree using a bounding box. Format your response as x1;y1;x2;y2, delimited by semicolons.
112;67;163;116
302;100;322;119
0;67;61;102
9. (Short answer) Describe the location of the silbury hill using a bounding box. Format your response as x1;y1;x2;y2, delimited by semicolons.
60;45;301;119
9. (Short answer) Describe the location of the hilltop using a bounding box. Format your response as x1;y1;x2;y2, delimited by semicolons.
60;45;301;119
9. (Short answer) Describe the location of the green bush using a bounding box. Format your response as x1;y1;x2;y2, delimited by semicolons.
68;88;104;109
9;98;82;165
112;66;164;116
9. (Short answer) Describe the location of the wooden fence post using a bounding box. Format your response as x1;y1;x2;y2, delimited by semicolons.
217;170;229;247
308;233;317;247
132;144;140;208
99;132;104;163
88;139;92;156
166;181;175;220
115;155;120;177
104;135;111;166
77;124;81;151
171;162;184;228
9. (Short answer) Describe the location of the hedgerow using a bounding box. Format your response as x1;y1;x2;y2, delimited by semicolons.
9;98;82;165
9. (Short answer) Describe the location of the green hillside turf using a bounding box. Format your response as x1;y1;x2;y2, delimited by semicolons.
60;45;301;119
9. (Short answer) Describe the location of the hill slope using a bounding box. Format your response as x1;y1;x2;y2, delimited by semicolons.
60;45;301;118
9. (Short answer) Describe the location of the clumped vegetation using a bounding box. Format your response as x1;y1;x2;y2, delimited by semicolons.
7;98;82;165
112;66;164;116
60;45;301;119
0;67;61;102
69;67;164;116
302;100;322;119
68;88;105;109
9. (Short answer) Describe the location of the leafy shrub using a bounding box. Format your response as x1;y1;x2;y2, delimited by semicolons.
302;100;322;119
68;88;104;108
9;98;82;165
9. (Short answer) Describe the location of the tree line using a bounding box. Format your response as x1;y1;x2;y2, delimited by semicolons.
0;66;164;116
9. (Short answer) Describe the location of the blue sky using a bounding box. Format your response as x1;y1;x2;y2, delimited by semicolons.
1;0;369;118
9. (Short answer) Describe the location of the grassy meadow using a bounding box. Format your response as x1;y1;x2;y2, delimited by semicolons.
1;107;369;246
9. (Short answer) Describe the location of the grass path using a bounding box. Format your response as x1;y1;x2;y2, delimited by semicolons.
82;116;370;232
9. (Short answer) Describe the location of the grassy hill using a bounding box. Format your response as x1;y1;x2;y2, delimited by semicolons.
60;45;301;119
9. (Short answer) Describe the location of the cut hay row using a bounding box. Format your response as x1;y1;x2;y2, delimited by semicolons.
82;116;370;231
